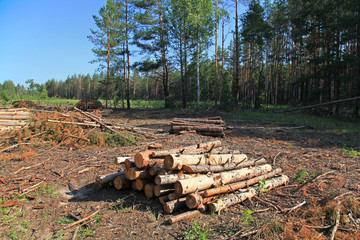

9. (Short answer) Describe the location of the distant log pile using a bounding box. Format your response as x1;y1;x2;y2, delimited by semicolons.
95;140;288;223
170;117;226;137
0;108;31;132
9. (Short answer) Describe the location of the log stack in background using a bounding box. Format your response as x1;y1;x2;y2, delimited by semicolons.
95;140;289;223
170;117;226;137
0;108;31;132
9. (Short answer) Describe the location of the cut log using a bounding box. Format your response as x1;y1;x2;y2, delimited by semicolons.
95;171;124;188
186;192;218;209
165;153;247;170
135;179;152;191
168;210;200;224
144;184;155;198
148;166;166;176
208;175;289;212
204;168;283;197
74;107;116;133
114;156;133;165
113;176;131;190
168;192;182;201
154;184;174;197
124;168;151;180
174;174;221;195
151;140;222;157
172;125;224;133
173;118;225;125
131;181;138;191
0;115;30;120
134;150;153;168
163;197;187;213
0;121;28;126
220;164;272;185
183;158;266;173
155;173;197;185
124;158;135;169
158;195;169;204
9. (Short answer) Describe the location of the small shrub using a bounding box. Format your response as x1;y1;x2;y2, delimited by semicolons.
295;168;309;184
242;209;253;226
184;221;210;240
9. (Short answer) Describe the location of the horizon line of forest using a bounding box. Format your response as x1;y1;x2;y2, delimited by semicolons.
1;0;359;115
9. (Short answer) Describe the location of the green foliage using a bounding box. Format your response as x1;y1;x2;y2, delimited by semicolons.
295;168;309;184
89;131;139;147
57;216;75;224
257;179;268;194
78;227;95;238
183;221;210;240
342;147;359;158
242;209;254;226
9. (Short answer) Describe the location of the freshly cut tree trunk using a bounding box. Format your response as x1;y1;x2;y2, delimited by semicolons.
168;210;200;224
135;179;152;191
113;176;131;190
114;156;133;165
168;192;182;201
158;195;169;204
155;173;196;185
144;183;155;198
95;171;124;188
154;184;174;197
183;158;266;173
220;164;272;185
0;115;30;120
151;140;222;157
165;153;247;170
124;168;151;180
148;166;166;176
208;175;289;212
163;197;187;213
172;118;224;125
134;150;154;168
172;125;224;133
204;168;282;197
124;158;135;169
174;174;221;195
186;192;218;209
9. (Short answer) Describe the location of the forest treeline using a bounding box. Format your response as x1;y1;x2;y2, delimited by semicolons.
1;0;359;114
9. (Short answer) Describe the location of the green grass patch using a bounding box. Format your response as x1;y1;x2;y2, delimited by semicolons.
183;221;211;240
89;131;139;147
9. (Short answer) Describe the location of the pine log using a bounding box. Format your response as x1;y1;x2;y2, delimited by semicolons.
158;195;169;204
165;153;247;170
144;183;155;198
113;176;131;190
172;125;224;133
183;158;266;173
114;156;133;165
151;140;222;157
124;168;151;180
168;210;200;224
186;192;218;209
168;192;182;201
163;197;187;213
154;184;174;197
148;166;167;176
124;158;136;169
155;173;197;185
204;168;283;197
0;115;30;120
220;164;272;185
131;181;138;191
172;118;224;125
134;150;153;168
135;179;152;191
174;174;221;195
0;111;31;115
208;175;289;212
74;107;116;133
0;121;28;126
95;171;124;188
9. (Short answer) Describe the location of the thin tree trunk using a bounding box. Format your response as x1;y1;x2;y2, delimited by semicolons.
125;0;131;109
220;0;225;105
233;0;239;108
214;0;219;106
196;26;200;111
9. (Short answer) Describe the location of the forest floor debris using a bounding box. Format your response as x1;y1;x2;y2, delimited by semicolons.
0;108;359;239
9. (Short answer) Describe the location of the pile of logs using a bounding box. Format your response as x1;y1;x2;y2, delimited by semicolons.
95;140;289;223
0;108;31;132
170;117;226;137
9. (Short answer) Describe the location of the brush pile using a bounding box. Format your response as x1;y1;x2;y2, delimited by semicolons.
170;117;226;137
95;140;289;223
0;108;31;132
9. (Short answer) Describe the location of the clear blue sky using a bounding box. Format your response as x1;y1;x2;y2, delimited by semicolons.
0;0;246;86
0;0;106;85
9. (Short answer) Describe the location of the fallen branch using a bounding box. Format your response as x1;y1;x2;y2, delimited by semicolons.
1;141;50;153
285;201;306;214
294;171;335;192
65;210;100;229
330;204;341;240
74;107;116;133
168;210;200;224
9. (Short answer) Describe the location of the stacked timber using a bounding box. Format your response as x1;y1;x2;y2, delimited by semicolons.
95;140;289;223
170;117;226;137
0;108;31;132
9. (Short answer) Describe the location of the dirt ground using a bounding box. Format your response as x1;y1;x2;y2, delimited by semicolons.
1;108;359;239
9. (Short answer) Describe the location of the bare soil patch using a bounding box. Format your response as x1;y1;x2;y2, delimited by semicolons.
1;109;359;239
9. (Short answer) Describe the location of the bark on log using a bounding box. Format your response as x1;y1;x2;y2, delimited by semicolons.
168;192;182;201
165;153;247;170
168;210;200;224
155;173;196;185
174;174;221;195
114;156;133;165
124;168;151;180
173;118;224;125
0;122;28;126
220;164;272;185
144;184;155;198
171;130;225;137
124;158;135;169
163;197;187;213
186;192;217;209
74;107;116;133
204;168;282;197
148;166;166;176
0;115;30;120
95;171;124;188
172;125;224;133
131;181;138;191
113;176;131;190
183;158;266;173
151;140;222;157
208;175;289;212
134;150;153;168
154;184;174;197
